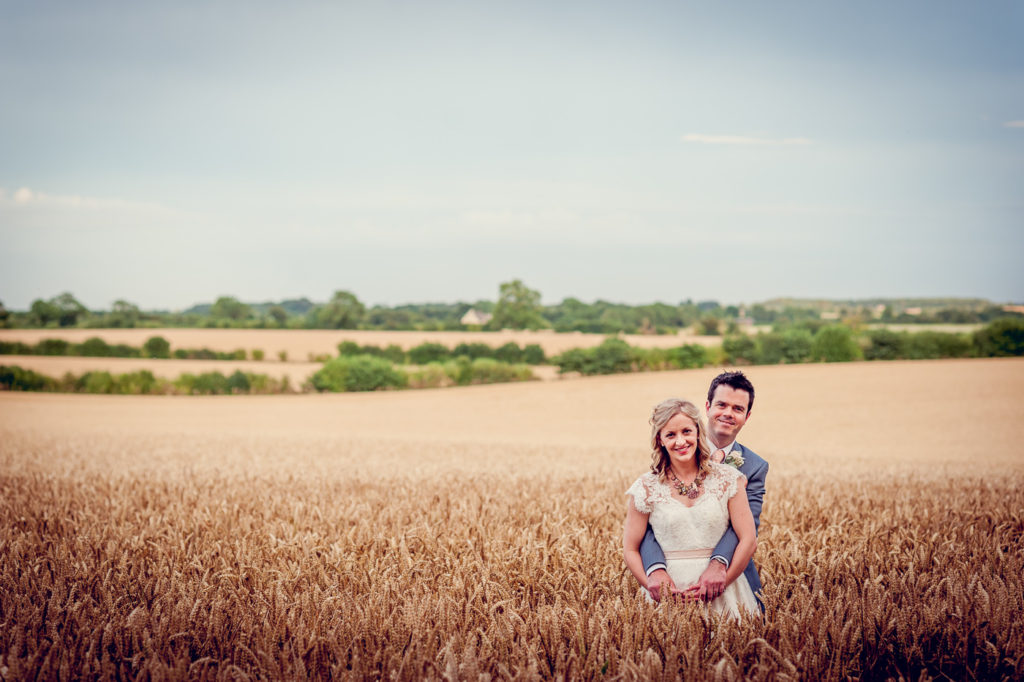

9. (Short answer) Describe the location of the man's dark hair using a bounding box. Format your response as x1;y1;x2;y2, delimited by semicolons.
707;370;755;413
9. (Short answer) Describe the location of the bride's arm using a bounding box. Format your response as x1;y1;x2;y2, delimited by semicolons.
724;478;757;586
623;498;652;587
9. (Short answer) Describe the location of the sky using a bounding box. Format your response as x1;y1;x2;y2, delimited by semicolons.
2;0;1022;311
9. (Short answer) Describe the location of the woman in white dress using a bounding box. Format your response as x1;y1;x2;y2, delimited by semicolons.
623;398;760;618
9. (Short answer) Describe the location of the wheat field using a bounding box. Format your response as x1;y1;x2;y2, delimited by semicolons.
2;359;1023;680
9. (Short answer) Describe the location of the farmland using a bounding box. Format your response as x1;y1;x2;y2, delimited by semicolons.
0;328;722;363
2;358;1023;679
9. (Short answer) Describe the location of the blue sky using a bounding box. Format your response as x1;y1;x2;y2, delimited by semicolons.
2;0;1022;310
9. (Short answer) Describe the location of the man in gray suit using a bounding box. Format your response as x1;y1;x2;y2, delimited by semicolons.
640;370;768;609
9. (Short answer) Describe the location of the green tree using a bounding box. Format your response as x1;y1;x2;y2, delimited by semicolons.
488;280;546;330
52;292;89;327
268;305;288;327
697;315;721;336
109;299;141;328
313;290;366;329
722;335;758;364
210;296;251;321
0;300;9;328
779;328;813;363
142;336;171;359
864;329;906;360
811;325;861;362
973;318;1024;357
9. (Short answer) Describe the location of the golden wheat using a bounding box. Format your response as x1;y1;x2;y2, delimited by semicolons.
2;359;1023;680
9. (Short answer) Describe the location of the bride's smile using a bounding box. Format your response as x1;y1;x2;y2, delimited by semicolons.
658;413;699;469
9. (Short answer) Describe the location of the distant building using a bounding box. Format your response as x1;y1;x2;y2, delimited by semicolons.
735;307;754;327
820;311;840;320
904;307;923;316
460;309;493;326
871;304;886;319
1002;304;1024;315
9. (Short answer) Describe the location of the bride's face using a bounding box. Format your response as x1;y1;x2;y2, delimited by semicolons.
658;413;699;468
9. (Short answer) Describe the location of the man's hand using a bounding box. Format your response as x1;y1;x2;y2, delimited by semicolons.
646;569;676;603
670;584;702;602
696;560;727;601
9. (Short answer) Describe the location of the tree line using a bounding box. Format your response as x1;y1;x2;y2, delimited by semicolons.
2;282;1019;334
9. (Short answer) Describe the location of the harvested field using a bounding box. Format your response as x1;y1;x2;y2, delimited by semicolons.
2;358;1023;679
0;355;321;386
0;327;721;360
0;355;561;385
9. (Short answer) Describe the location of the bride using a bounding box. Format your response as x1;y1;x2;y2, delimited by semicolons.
623;398;759;618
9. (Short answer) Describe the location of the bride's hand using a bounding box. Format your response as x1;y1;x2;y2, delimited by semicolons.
670;584;702;602
646;569;676;603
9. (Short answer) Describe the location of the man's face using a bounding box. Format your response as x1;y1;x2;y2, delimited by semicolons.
705;384;751;446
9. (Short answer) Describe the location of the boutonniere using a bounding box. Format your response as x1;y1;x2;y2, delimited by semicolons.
723;451;744;469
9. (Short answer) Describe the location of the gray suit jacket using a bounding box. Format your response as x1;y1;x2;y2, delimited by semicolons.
639;443;768;608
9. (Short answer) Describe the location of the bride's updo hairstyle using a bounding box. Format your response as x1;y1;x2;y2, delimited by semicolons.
649;398;712;482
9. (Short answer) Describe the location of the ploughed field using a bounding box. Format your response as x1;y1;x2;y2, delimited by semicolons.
2;359;1023;680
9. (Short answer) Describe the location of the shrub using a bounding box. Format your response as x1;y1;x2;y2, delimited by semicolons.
667;344;706;369
251;349;265;361
191;372;231;395
382;344;406;363
811;325;861;362
453;342;494;360
553;338;633;375
754;333;785;365
523;344;546;364
905;331;972;360
407;362;453;389
494;342;525;364
0;341;32;355
310;355;407;392
278;350;288;362
117;370;158;394
337;341;362;356
108;343;140;358
465;358;532;385
722;335;758;365
143;336;171;359
864;329;906;361
408;342;450;365
76;337;111;357
0;365;54;391
78;371;118;394
36;339;70;356
780;328;813;363
226;370;251;393
973;318;1024;357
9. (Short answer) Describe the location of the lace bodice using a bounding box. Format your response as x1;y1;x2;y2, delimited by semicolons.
626;463;746;552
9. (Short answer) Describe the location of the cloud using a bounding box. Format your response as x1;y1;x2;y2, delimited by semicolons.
681;134;813;146
0;186;168;212
1004;120;1024;128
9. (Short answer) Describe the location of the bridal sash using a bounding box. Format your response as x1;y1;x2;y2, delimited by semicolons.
664;549;713;560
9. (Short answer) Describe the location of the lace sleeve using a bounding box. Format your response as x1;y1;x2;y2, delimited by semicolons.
625;475;652;514
709;463;747;501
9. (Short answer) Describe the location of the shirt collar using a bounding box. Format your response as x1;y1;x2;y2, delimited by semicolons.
709;440;737;455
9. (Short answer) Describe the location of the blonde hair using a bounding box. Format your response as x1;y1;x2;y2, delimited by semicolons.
649;398;712;482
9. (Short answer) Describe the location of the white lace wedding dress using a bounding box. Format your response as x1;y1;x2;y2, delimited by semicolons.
627;462;760;618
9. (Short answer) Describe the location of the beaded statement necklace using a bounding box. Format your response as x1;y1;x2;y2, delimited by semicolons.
669;468;707;499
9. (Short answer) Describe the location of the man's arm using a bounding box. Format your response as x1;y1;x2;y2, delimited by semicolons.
640;524;666;572
640;524;677;602
697;457;768;600
711;458;768;565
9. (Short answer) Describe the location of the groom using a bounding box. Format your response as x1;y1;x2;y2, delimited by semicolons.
640;370;769;609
